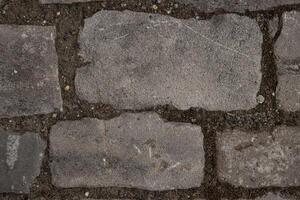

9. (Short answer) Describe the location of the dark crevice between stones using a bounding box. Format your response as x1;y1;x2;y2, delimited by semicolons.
0;0;299;200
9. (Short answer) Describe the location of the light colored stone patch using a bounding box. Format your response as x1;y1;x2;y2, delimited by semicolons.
76;10;262;111
217;126;300;187
50;113;204;190
0;131;45;193
6;135;20;170
0;25;62;117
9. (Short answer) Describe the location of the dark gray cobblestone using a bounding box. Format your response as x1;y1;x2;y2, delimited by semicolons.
275;11;300;112
50;113;204;190
0;130;45;194
0;25;62;117
76;10;262;111
217;126;300;187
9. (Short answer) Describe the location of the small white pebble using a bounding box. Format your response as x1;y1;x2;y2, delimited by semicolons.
13;70;18;74
85;192;89;197
121;3;127;7
52;113;57;118
56;11;61;16
42;20;47;25
64;85;70;91
256;95;265;104
174;3;178;8
152;4;158;10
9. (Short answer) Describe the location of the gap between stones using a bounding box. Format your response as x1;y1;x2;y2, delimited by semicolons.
0;0;299;200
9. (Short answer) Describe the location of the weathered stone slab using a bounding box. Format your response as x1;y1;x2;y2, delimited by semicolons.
75;11;262;111
50;113;204;190
0;130;45;193
178;0;300;13
217;126;300;187
275;11;300;112
0;25;62;117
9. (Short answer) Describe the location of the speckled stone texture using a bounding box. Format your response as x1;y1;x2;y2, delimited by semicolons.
0;130;45;193
221;192;297;199
50;113;204;190
39;0;95;3
0;25;62;117
217;126;300;187
178;0;300;13
75;10;262;111
275;11;300;112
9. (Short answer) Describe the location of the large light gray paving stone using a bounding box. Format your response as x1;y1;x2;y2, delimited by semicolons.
0;25;62;117
180;0;300;13
0;130;45;193
222;192;297;200
50;113;204;190
217;126;300;187
75;11;262;111
275;11;300;112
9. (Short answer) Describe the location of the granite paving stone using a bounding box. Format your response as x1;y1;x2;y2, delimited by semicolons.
0;25;62;117
0;130;45;193
50;112;204;190
75;10;262;111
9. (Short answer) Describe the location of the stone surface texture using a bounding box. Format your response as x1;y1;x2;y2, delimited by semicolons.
75;10;262;111
0;130;45;193
0;25;62;117
39;0;300;13
40;0;93;3
50;113;204;190
179;0;300;12
275;11;300;112
217;126;300;187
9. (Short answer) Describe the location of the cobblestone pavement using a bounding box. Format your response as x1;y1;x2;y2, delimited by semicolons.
0;0;299;200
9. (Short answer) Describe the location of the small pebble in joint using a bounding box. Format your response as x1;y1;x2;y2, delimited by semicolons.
256;95;265;104
56;12;60;16
121;3;127;7
13;69;18;74
152;4;158;10
64;85;70;91
42;20;47;25
84;191;89;197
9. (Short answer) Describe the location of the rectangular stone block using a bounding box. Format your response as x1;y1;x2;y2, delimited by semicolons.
179;0;300;13
50;113;204;190
0;130;45;193
75;11;262;111
217;126;300;187
275;11;300;112
0;25;62;117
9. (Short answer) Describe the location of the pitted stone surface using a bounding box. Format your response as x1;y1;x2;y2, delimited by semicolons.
275;11;300;112
178;0;300;13
277;74;300;112
50;113;204;190
217;126;300;187
0;25;62;117
75;11;262;111
222;192;296;200
0;130;45;193
275;11;300;62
